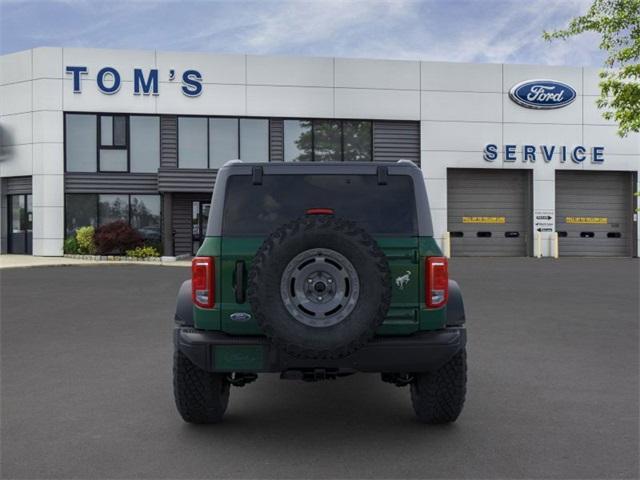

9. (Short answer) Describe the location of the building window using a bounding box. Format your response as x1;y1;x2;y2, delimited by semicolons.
98;194;129;225
65;113;160;173
313;120;342;162
100;115;127;147
284;120;312;162
343;121;372;162
65;193;161;245
209;118;239;169
65;194;98;236
99;115;128;172
65;114;97;172
240;118;269;162
178;117;208;168
131;195;161;245
283;119;372;162
178;116;269;168
130;116;160;173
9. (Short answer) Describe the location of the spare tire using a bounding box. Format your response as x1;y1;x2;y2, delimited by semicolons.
247;215;391;359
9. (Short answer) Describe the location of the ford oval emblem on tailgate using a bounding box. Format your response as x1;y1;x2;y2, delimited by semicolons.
509;79;577;109
230;312;252;322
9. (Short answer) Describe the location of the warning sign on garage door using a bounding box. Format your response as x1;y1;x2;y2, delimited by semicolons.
534;209;554;232
462;216;506;224
565;217;608;224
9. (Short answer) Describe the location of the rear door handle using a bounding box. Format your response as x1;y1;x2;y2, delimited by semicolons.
234;261;246;304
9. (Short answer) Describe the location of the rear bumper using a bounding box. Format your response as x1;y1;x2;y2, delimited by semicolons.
174;326;466;374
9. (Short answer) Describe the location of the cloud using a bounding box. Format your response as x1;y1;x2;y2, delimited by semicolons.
0;0;605;66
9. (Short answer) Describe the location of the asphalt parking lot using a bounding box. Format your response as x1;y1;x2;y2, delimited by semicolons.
1;258;638;479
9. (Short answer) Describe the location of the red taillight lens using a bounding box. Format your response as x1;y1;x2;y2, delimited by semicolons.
426;256;448;308
305;208;335;215
192;256;215;308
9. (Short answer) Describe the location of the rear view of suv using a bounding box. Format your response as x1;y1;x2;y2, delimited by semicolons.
173;160;467;424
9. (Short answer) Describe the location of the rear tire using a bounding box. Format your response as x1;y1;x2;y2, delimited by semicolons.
410;348;467;424
173;349;230;424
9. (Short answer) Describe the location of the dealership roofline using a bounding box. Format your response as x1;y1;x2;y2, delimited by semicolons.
0;46;605;70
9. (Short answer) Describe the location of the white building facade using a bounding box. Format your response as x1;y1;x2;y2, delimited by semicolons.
1;47;638;257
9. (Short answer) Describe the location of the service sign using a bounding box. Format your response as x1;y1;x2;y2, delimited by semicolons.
509;79;577;109
483;144;605;164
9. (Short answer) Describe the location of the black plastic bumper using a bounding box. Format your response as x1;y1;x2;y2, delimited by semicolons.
175;327;466;374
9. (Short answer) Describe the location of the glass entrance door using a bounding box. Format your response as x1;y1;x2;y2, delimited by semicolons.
8;194;32;254
191;201;211;255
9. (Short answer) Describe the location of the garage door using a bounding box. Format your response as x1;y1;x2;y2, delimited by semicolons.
556;171;634;256
447;169;531;256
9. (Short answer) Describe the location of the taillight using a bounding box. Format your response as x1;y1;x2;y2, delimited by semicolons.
306;208;335;215
426;256;448;308
192;256;215;308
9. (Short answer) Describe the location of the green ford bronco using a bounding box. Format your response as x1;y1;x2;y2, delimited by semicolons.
173;160;467;424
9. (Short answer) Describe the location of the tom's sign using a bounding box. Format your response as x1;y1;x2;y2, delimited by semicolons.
509;79;576;109
65;66;203;97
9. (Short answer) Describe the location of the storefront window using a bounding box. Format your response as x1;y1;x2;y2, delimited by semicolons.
178;117;208;168
65;194;98;236
343;121;372;162
130;195;161;244
130;116;160;173
66;194;161;246
209;118;239;168
240;118;268;162
284;120;312;162
98;195;129;225
65;114;97;172
313;120;342;162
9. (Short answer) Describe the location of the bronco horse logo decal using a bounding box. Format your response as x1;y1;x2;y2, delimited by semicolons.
395;271;411;290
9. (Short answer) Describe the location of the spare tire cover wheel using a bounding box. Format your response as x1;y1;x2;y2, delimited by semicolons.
280;247;360;328
248;216;391;359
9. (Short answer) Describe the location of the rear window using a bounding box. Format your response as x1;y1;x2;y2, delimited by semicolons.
222;174;417;235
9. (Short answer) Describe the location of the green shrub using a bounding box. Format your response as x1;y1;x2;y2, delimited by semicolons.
64;236;79;254
76;226;97;254
125;245;160;258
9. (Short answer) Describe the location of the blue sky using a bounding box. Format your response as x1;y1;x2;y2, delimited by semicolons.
0;0;604;66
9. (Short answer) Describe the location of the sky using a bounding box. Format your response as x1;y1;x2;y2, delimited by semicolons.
0;0;605;66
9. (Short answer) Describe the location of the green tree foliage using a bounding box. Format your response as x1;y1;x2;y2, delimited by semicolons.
544;0;640;136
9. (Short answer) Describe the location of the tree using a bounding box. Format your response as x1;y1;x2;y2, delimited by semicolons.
543;0;640;136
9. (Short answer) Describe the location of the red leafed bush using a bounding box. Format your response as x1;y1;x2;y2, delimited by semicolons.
94;220;143;255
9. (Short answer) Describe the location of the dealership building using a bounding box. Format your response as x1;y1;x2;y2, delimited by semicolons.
0;47;638;257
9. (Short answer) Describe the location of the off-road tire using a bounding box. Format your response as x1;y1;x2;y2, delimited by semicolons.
173;349;230;424
410;348;467;424
248;215;391;359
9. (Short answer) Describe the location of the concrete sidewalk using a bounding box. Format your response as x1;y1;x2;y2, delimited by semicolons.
0;254;190;269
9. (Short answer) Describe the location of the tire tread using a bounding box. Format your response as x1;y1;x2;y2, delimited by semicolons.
410;348;467;424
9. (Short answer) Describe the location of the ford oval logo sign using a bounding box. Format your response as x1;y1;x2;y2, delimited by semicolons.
509;79;577;109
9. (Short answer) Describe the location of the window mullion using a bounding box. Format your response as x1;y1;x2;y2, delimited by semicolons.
340;120;344;162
